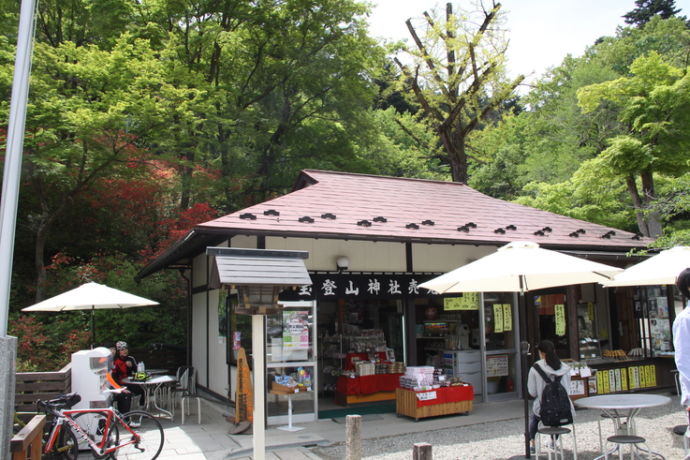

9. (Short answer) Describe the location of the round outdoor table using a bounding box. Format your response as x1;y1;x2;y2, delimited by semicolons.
123;374;177;419
144;369;168;376
575;394;670;459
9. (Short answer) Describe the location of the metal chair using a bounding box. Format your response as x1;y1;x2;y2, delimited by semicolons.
180;367;202;424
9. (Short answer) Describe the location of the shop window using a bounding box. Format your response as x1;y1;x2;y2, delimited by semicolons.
634;286;672;356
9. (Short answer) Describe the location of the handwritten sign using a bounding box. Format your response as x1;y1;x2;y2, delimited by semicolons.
444;293;480;310
503;304;512;331
486;354;509;377
555;304;566;336
493;304;504;333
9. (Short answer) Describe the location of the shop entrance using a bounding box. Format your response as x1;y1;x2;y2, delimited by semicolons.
317;298;405;417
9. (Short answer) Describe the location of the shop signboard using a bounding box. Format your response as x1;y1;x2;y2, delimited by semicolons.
280;273;444;301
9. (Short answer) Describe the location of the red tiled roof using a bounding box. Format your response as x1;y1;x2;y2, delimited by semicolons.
197;170;651;250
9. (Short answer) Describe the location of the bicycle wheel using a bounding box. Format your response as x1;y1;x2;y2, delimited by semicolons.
46;425;79;460
119;410;165;459
72;411;119;459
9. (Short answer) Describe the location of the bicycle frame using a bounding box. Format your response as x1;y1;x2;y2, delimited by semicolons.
44;407;141;457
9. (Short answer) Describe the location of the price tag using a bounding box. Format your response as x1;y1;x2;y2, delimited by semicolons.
416;391;437;401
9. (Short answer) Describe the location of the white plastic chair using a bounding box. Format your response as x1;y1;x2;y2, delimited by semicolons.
180;367;201;424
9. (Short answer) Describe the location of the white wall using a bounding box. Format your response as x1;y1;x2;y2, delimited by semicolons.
206;289;230;397
266;237;406;271
192;253;207;288
411;243;495;272
192;291;207;387
229;235;258;249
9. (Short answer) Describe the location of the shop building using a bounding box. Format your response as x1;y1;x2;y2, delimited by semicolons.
138;170;680;424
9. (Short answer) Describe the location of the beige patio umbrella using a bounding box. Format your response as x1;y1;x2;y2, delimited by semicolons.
601;246;690;287
420;241;623;294
22;282;159;344
419;241;623;459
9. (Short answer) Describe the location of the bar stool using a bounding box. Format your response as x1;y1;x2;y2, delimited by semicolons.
604;434;650;459
536;426;574;460
598;412;633;451
672;424;689;457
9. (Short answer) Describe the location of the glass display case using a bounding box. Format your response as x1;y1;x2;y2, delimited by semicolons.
577;302;601;359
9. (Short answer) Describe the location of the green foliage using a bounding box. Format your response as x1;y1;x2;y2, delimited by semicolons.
623;0;684;27
516;157;635;232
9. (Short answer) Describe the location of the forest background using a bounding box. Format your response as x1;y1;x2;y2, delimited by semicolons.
1;0;689;370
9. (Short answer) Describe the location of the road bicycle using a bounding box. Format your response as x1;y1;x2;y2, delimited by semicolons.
37;392;165;459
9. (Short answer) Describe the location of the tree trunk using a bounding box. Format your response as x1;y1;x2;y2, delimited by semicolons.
639;168;663;238
625;173;663;238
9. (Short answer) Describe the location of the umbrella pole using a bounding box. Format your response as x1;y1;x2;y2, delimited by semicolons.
521;291;531;459
91;306;95;348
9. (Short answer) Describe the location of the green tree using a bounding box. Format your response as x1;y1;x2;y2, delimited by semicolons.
0;35;186;300
577;53;690;237
395;1;523;183
623;0;684;27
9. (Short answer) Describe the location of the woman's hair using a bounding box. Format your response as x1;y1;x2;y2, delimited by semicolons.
677;267;690;298
537;339;561;371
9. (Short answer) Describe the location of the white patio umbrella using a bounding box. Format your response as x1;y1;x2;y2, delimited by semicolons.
22;282;159;344
602;246;690;287
420;241;623;294
419;241;623;459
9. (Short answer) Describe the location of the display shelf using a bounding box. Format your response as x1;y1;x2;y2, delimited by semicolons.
395;386;473;421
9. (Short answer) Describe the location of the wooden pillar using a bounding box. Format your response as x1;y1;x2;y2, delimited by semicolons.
412;443;432;460
345;414;361;460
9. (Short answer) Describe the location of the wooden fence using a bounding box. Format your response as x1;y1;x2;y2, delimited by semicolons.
15;364;71;412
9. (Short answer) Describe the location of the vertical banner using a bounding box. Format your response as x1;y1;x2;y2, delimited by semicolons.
614;369;622;392
621;367;628;391
648;365;657;387
503;304;512;331
493;304;504;333
554;304;566;336
638;366;647;388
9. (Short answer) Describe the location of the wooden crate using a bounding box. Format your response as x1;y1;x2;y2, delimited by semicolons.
395;388;473;421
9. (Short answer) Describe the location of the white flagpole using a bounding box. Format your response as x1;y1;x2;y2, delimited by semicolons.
0;0;36;334
1;0;37;456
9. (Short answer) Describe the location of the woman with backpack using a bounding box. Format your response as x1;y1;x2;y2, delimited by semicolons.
527;339;575;453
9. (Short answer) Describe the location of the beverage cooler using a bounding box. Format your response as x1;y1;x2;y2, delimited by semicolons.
71;347;113;409
442;350;483;395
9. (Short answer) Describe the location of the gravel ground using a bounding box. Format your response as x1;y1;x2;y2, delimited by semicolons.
311;400;689;459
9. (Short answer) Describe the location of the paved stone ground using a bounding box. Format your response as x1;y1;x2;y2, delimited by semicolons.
310;399;689;460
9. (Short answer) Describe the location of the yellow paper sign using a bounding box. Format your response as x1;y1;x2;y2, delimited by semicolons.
493;304;504;333
555;304;566;336
443;293;480;310
503;304;512;331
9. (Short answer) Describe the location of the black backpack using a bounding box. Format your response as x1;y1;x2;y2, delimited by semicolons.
533;363;573;426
